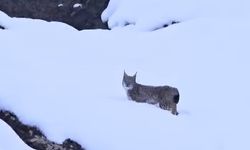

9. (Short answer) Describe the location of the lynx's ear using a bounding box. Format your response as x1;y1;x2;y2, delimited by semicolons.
133;72;137;77
124;70;128;76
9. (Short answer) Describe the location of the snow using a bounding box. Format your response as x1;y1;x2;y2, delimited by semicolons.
0;11;76;32
0;120;35;150
1;0;250;150
58;4;64;7
73;3;83;8
102;0;250;30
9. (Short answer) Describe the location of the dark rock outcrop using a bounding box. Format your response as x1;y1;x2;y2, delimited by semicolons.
0;109;85;150
0;0;109;30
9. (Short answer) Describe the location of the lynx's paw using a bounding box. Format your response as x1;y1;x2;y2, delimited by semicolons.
172;111;179;115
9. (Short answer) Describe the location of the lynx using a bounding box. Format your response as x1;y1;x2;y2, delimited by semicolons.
122;71;180;115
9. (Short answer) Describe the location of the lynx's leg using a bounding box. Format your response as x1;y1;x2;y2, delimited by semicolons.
159;101;173;115
170;103;178;115
166;101;171;111
159;102;167;110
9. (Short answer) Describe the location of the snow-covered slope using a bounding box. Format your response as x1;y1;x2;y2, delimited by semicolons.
1;0;250;150
0;120;34;150
102;0;250;30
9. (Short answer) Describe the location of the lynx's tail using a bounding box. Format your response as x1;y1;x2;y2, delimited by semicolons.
173;94;179;104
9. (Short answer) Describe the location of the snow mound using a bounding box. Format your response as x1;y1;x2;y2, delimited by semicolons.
102;0;250;30
0;11;76;32
0;120;35;150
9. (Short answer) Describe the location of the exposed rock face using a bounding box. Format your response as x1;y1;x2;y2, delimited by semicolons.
0;0;109;30
0;109;85;150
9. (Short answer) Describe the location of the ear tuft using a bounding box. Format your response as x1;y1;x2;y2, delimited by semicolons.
134;72;137;77
124;70;127;76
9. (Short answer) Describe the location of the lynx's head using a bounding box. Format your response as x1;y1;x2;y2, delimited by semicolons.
122;71;137;90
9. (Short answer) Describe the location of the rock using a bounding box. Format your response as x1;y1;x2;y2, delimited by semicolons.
0;0;110;30
63;139;83;150
0;109;85;150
